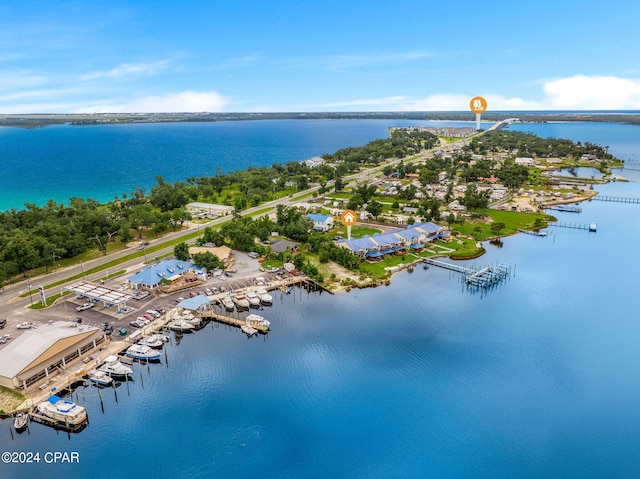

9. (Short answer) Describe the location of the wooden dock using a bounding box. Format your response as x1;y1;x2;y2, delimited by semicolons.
517;228;548;237
423;258;511;288
592;195;640;204
198;310;270;332
548;221;597;232
28;410;89;433
546;205;582;213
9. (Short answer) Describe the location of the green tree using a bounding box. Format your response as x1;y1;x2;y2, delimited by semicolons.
192;252;222;271
490;222;506;235
366;200;383;219
174;242;190;261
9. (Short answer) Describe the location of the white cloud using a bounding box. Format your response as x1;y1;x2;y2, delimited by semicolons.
305;75;640;111
542;75;640;109
76;90;230;113
80;60;171;81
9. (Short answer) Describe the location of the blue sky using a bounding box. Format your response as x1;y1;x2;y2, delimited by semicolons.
2;0;640;113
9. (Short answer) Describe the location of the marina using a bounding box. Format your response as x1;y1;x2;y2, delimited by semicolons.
422;258;512;289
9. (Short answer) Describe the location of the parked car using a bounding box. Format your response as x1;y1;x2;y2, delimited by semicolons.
188;291;197;298
133;291;150;300
145;310;161;318
16;322;31;329
0;319;6;329
248;252;260;259
74;317;83;323
205;288;212;296
129;318;146;328
76;302;94;312
100;322;114;334
142;313;156;321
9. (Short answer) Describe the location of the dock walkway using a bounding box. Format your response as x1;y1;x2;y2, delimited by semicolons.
423;258;511;288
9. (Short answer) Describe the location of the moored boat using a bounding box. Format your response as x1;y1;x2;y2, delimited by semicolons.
98;355;133;377
36;395;87;426
88;370;113;386
245;290;261;308
256;287;273;305
126;344;162;361
14;411;28;431
256;288;273;305
221;296;235;312
167;319;196;333
241;324;258;336
245;313;270;330
139;333;169;348
232;294;250;310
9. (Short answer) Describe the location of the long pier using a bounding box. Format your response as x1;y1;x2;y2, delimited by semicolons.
548;222;597;232
592;195;640;204
423;258;511;288
546;205;582;213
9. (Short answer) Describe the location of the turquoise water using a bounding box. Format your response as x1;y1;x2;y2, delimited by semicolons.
0;119;474;211
1;121;640;478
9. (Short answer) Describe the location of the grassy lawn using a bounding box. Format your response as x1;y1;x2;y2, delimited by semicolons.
248;207;273;217
453;209;552;240
333;224;382;238
445;237;485;259
358;252;419;278
0;386;25;414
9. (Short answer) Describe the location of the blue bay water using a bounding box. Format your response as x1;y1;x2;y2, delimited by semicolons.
1;120;640;478
0;119;473;211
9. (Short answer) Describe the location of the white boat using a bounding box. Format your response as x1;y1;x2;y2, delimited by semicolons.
36;396;87;426
167;319;195;333
256;287;273;305
245;290;261;308
88;370;113;386
139;333;168;348
14;412;28;431
245;313;270;330
181;311;203;329
126;344;161;361
233;294;250;310
98;355;133;377
221;296;235;312
241;324;258;336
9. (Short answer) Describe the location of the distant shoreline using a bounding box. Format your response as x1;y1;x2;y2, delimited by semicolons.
2;111;640;129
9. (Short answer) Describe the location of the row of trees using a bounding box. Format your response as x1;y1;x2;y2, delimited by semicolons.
0;196;190;282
